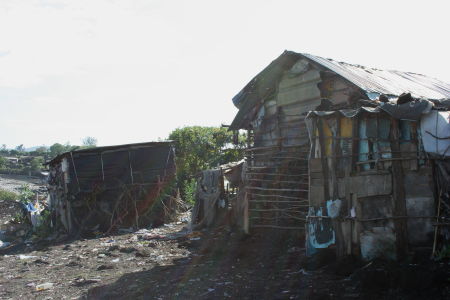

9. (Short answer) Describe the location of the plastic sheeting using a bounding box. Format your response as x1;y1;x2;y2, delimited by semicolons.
191;170;222;228
420;110;450;156
380;99;433;121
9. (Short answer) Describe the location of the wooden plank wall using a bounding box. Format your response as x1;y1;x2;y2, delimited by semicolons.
246;59;322;230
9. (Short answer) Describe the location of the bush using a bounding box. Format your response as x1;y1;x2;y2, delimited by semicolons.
19;184;34;204
0;157;6;168
168;126;246;202
183;178;197;205
0;189;18;201
30;156;45;172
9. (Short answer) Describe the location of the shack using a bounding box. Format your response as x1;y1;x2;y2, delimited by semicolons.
305;101;450;260
229;50;450;253
46;141;178;234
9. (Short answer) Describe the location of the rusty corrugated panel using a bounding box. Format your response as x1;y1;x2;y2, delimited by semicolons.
302;53;450;100
230;50;450;130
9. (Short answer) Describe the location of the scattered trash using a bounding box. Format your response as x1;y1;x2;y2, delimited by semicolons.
72;277;101;287
135;250;150;258
18;255;38;260
97;264;114;271
119;247;136;253
33;259;49;265
186;231;202;239
66;261;81;267
108;245;120;252
287;247;304;254
118;228;134;234
35;282;54;291
111;258;120;263
0;240;11;249
147;242;157;248
139;234;165;241
100;239;116;246
289;268;309;275
135;229;151;234
199;288;215;297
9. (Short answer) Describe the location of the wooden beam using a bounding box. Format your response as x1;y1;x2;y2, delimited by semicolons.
390;118;409;259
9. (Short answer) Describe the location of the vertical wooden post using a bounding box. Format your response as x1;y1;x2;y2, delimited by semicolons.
128;151;134;184
70;152;81;192
243;191;249;234
317;119;330;201
353;193;361;256
390;118;409;259
100;153;105;181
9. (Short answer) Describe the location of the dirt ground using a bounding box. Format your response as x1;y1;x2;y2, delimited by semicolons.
0;217;448;300
0;174;44;194
0;176;449;300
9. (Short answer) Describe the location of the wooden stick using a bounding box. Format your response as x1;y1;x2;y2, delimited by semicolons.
246;186;308;192
432;190;443;256
249;200;308;205
246;192;308;200
246;172;308;177
247;178;308;185
249;208;307;213
251;225;305;230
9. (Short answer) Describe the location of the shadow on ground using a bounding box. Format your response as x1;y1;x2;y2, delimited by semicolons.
86;229;315;300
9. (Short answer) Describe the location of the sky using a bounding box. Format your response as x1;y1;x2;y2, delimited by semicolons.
0;0;449;148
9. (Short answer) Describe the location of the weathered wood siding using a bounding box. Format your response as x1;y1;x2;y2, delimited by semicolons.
246;59;322;230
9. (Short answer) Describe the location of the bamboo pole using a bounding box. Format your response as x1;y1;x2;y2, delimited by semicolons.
432;191;443;256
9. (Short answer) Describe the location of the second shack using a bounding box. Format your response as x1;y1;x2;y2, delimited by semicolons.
46;141;178;234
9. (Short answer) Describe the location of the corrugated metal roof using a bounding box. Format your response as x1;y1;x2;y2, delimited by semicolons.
230;51;450;130
230;50;450;129
302;53;450;100
47;141;174;165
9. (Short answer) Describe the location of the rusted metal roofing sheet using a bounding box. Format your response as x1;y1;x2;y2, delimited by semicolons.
47;141;174;165
302;53;450;100
230;50;450;130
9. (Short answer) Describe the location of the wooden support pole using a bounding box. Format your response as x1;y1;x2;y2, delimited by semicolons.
244;192;249;234
70;152;81;193
100;153;105;181
128;151;134;184
390;118;409;259
317;119;330;201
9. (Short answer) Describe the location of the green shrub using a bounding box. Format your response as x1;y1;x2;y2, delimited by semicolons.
19;184;34;204
168;126;246;202
183;178;197;205
32;209;52;239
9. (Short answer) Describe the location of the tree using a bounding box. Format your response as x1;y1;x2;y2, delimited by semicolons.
35;146;48;154
0;145;7;155
168;126;246;201
30;157;45;172
15;144;25;153
82;137;97;148
0;156;6;169
49;143;65;158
